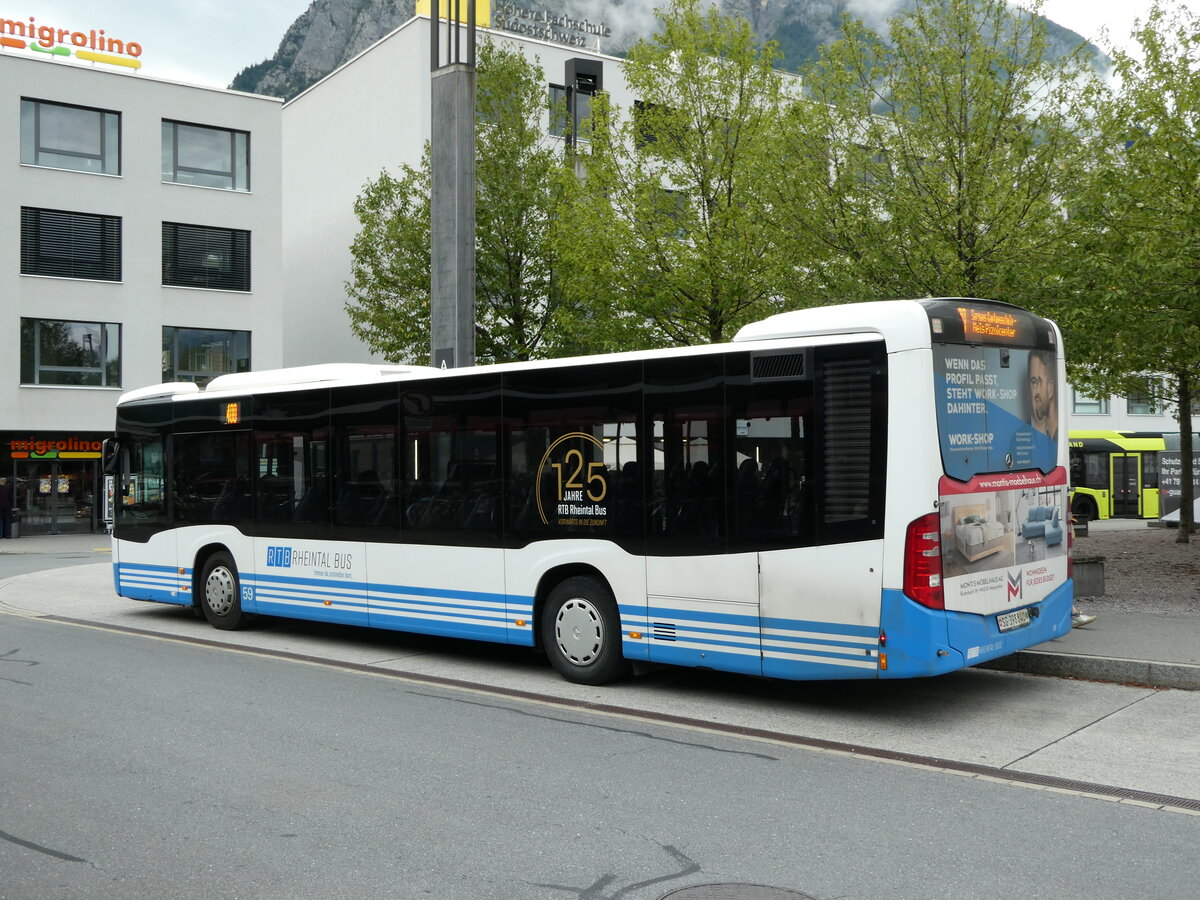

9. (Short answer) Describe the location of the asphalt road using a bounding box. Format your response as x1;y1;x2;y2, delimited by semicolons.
3;611;1199;899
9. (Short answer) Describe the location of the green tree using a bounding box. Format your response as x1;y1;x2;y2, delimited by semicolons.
553;0;790;348
771;0;1095;309
345;40;570;364
1057;1;1200;539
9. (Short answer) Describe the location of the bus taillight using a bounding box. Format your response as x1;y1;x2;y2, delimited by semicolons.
903;513;944;610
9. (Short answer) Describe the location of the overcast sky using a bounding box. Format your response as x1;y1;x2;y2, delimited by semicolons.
17;1;1194;91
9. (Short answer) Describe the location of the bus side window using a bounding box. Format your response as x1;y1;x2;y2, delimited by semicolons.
401;373;501;546
253;389;332;538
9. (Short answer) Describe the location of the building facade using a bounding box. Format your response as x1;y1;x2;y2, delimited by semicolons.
2;52;283;534
280;15;632;366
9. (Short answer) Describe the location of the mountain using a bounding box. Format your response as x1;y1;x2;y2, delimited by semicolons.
229;0;1104;100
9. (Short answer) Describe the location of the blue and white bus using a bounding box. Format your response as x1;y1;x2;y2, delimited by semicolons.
106;299;1073;684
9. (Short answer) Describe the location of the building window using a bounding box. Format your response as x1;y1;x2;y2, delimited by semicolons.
20;207;121;281
633;100;668;147
162;327;250;386
548;85;568;138
162;223;251;291
20;318;120;387
21;98;120;175
1126;379;1161;416
1072;392;1109;415
548;84;593;143
161;120;249;191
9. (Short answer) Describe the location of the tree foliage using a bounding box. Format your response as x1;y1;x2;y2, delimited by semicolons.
1056;1;1200;537
771;0;1095;310
553;0;790;347
345;40;570;364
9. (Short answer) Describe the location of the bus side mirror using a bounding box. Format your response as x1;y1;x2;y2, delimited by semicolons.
102;437;121;475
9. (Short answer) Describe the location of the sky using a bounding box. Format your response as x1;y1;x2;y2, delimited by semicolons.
11;1;1197;91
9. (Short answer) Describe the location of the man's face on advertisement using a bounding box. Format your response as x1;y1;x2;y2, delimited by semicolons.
1029;353;1054;425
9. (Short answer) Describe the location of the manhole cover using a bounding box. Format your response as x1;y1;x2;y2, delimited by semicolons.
661;885;816;900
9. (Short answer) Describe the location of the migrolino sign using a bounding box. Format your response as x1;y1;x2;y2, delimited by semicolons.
1;15;143;70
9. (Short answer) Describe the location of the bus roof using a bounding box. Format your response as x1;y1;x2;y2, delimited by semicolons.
115;298;1028;407
1068;430;1166;452
735;298;938;346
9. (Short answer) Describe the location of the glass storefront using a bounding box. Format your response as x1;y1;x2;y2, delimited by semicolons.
2;432;107;536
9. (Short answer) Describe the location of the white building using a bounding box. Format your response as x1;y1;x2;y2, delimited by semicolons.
1067;380;1177;434
1;50;283;534
280;15;632;365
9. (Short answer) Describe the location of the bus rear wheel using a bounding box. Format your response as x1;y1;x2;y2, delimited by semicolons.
199;551;246;630
542;576;630;685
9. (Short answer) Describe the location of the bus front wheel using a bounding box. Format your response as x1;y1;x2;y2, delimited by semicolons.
541;576;630;685
1072;496;1099;523
199;551;246;630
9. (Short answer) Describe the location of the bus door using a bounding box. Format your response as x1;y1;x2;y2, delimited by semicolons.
1111;453;1141;517
644;551;760;674
111;428;179;603
644;358;762;676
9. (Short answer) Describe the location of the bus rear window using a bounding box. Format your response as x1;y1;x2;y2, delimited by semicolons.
934;344;1059;481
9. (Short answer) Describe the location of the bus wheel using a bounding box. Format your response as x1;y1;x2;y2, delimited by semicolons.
199;551;246;630
1072;496;1098;522
542;576;630;685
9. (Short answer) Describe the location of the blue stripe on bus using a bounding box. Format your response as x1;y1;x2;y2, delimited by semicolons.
116;564;187;578
635;602;884;677
115;561;191;606
644;604;760;627
115;561;190;602
239;570;534;644
244;571;517;607
760;616;878;639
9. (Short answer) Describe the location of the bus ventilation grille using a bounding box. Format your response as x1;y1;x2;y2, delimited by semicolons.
652;622;677;641
752;352;806;381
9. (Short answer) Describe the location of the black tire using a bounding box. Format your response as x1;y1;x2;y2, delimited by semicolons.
541;576;630;685
198;551;246;630
1071;496;1098;522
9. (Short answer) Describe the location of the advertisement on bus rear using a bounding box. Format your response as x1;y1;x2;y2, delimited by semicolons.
938;469;1068;616
934;345;1059;481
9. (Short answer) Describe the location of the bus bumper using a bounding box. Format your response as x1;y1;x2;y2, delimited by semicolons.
879;582;1073;678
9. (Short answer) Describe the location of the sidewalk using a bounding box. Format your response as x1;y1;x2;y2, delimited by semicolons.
981;518;1200;691
0;532;112;554
2;528;1197;689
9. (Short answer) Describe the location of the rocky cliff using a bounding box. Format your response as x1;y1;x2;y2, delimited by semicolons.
229;0;1099;100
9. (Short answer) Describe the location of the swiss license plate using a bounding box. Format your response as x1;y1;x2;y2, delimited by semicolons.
996;608;1031;633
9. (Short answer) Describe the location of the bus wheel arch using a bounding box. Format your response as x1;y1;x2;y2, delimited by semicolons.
1071;494;1099;522
195;545;247;630
536;567;630;685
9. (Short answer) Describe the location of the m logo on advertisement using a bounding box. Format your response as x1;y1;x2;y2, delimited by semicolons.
1007;570;1023;603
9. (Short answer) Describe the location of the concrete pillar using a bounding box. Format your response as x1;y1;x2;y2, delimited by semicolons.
430;63;476;369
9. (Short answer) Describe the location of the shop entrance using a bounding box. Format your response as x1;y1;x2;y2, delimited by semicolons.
14;459;99;535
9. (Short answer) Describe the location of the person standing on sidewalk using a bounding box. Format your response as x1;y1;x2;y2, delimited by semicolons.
0;476;13;539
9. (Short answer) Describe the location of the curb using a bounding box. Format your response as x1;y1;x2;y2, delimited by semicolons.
981;650;1200;691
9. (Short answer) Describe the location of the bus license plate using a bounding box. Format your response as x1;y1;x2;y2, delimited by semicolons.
996;608;1031;633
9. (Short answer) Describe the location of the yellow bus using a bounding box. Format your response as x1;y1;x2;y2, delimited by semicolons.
1068;430;1164;520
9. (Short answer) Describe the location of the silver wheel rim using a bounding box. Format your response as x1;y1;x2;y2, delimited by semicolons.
555;597;603;666
205;566;236;617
